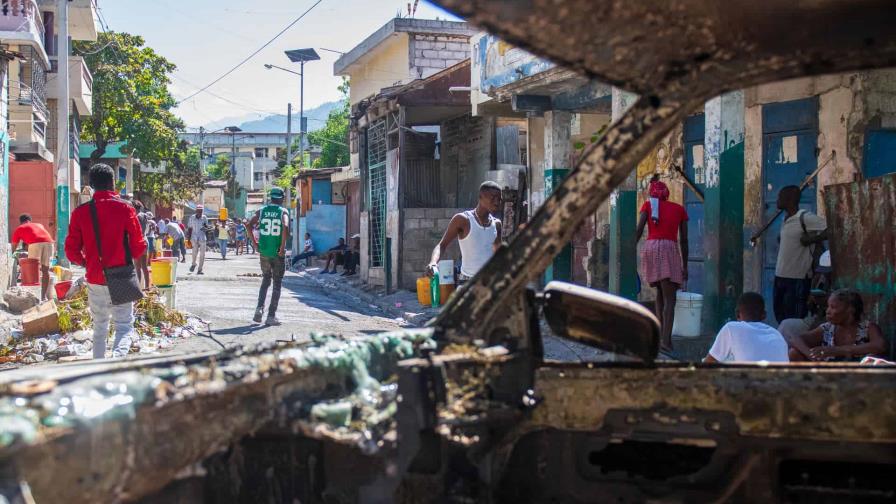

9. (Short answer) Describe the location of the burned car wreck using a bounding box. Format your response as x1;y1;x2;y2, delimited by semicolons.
2;0;896;502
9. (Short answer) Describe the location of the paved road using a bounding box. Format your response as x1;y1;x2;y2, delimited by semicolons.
172;250;408;353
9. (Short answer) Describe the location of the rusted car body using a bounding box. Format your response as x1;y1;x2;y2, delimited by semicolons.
2;1;896;502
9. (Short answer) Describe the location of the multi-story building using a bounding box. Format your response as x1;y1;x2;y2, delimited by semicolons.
179;131;321;218
178;131;300;190
3;0;97;274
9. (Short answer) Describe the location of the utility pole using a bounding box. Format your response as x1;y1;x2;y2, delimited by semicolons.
285;103;295;252
299;60;305;169
286;103;293;170
198;126;206;174
55;0;70;264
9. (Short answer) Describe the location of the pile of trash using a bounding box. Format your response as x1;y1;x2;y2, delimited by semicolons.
1;286;204;366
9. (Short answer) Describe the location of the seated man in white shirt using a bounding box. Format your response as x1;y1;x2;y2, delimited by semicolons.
704;292;789;363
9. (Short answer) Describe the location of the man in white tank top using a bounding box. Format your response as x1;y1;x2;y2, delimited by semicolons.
428;181;503;282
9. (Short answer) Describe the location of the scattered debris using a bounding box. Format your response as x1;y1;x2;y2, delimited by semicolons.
3;287;39;314
0;287;203;366
21;301;59;337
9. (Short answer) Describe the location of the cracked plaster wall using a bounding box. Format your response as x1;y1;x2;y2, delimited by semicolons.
742;69;896;292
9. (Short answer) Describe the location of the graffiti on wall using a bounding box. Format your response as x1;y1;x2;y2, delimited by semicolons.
476;34;554;94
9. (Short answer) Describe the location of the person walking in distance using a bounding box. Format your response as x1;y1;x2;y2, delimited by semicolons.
132;201;151;290
11;214;55;300
235;219;247;255
187;205;209;275
249;187;290;325
215;221;229;260
64;164;147;359
635;176;689;353
428;181;503;283
172;216;187;260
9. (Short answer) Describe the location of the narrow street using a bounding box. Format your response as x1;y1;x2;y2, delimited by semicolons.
174;251;408;353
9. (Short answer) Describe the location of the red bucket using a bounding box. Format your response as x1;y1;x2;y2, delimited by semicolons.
161;250;173;258
54;280;73;299
18;258;40;285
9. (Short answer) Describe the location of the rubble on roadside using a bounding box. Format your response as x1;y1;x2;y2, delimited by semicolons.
3;287;39;314
1;286;204;367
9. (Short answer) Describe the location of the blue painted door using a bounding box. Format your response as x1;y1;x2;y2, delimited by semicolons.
863;129;896;178
761;98;819;311
683;114;705;294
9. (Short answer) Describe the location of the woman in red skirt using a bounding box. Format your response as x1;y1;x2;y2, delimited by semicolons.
636;176;689;352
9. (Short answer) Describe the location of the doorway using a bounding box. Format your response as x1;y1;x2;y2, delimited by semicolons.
760;97;819;309
683;113;705;294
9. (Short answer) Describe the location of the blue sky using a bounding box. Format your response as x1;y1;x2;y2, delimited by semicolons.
99;0;461;129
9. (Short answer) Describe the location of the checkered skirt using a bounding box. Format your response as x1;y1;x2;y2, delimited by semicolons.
640;239;683;286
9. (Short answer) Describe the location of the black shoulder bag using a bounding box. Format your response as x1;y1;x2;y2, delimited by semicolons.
89;200;144;305
799;210;827;278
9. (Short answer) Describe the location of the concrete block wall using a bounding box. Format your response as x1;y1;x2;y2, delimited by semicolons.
400;207;463;290
411;34;470;79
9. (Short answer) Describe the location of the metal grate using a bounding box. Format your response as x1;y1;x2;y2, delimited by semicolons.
367;119;387;267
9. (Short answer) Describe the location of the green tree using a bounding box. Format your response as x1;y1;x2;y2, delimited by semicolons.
274;79;350;187
206;154;232;181
75;32;191;198
308;78;350;168
132;145;205;205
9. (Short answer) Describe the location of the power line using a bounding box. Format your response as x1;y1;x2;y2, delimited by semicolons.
176;0;325;105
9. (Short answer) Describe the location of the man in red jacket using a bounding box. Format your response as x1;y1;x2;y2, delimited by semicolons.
11;214;55;300
65;164;147;359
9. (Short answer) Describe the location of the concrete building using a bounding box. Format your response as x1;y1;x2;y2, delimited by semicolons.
179;131;292;191
469;33;896;349
335;18;477;174
2;0;97;282
335;18;501;291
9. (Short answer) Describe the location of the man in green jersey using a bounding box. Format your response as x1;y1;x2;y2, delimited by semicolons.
248;187;290;325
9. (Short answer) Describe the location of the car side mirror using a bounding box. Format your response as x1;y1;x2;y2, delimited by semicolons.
542;281;660;362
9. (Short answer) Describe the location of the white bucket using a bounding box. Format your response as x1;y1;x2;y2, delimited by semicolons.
671;292;703;338
438;260;455;285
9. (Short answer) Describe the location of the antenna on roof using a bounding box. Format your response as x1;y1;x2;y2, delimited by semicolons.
412;0;419;17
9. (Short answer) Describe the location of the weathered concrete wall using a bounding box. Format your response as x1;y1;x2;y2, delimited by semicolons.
400;207;464;291
527;116;545;213
474;33;554;96
0;132;10;292
347;33;410;105
742;68;896;292
410;33;469;80
359;210;370;283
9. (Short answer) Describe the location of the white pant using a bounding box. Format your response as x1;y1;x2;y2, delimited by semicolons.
87;283;135;359
191;240;207;270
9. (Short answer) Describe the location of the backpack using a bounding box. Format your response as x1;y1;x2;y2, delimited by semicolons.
799;211;827;277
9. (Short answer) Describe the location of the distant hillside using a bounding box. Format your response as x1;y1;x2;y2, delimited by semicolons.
234;101;341;133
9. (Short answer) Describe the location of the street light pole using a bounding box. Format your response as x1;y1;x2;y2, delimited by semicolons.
300;60;305;169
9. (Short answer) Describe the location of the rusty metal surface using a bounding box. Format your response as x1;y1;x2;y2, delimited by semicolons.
523;364;896;442
824;173;896;354
433;0;896;98
0;331;436;503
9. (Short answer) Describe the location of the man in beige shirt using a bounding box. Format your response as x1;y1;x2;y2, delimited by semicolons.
774;185;827;323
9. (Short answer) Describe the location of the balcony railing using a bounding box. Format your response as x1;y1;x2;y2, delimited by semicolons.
10;79;49;141
0;0;45;42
